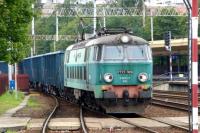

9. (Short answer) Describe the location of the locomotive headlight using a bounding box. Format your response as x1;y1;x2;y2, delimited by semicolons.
120;35;129;43
138;73;148;82
104;73;113;83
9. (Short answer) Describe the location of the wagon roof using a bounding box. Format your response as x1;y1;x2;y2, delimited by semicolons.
24;51;64;60
67;34;148;51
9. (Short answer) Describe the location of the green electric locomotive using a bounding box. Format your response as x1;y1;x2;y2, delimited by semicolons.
63;33;152;113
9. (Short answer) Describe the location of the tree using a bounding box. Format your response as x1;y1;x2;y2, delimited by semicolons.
153;16;187;40
0;0;34;63
120;0;143;8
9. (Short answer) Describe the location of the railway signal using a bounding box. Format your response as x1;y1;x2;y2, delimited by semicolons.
164;31;171;51
164;31;172;81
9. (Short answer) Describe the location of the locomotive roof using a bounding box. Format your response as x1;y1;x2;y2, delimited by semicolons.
66;34;148;51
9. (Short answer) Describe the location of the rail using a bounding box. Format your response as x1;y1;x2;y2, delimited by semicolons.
80;106;88;133
138;115;189;132
152;98;189;110
83;105;189;133
82;106;159;133
42;95;59;133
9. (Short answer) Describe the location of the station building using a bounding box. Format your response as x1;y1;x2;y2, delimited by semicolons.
151;38;199;76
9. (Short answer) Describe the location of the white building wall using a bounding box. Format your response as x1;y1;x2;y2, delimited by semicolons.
41;0;47;3
145;0;184;6
40;0;64;4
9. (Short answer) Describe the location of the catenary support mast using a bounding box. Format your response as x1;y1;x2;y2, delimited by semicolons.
183;0;198;132
191;0;198;132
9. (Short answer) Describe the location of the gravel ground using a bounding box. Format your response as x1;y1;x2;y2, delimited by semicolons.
54;98;80;118
14;92;55;118
154;97;190;104
89;127;187;133
18;127;188;133
142;104;188;117
47;127;187;133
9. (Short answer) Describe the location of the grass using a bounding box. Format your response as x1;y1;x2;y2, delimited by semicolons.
6;130;17;133
0;91;24;116
27;96;39;108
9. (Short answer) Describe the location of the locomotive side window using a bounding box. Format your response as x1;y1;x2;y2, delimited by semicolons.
147;47;152;60
93;45;102;61
69;50;76;63
84;47;91;62
64;51;70;63
76;48;85;63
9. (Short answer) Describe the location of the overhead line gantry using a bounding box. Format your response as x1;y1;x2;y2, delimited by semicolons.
40;6;198;17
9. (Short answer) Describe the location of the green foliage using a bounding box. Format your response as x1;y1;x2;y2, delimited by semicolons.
35;17;56;34
35;40;51;55
106;16;146;37
120;0;143;8
0;91;24;115
0;0;34;63
32;2;189;53
27;96;39;108
154;16;187;40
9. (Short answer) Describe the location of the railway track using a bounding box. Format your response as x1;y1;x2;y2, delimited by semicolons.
110;114;188;133
152;98;190;111
80;106;89;133
42;95;59;133
137;114;189;131
108;115;159;133
82;106;188;133
153;90;200;96
152;90;200;112
41;95;89;133
40;90;190;133
153;93;200;100
153;90;189;101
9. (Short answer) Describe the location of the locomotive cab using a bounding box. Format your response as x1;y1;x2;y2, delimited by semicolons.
86;34;153;113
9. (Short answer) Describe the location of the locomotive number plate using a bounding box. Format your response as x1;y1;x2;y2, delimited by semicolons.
118;70;133;74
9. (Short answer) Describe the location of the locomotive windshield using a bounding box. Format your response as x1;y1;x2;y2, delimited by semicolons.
104;46;123;60
126;45;147;60
103;44;151;61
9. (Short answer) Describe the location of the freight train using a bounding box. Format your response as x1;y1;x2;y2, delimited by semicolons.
18;31;153;113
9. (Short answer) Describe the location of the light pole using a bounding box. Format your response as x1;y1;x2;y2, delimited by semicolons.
32;4;35;55
150;8;154;42
103;7;106;28
93;0;97;36
54;11;59;52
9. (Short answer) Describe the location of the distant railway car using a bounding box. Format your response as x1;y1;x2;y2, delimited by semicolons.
63;33;152;113
0;61;8;74
21;51;64;92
